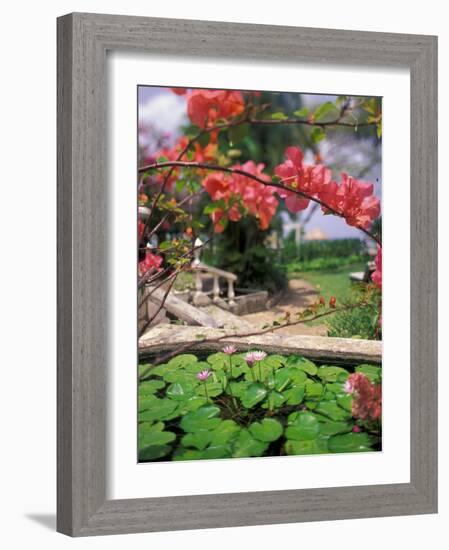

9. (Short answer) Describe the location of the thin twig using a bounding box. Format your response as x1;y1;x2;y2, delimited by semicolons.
139;301;370;377
138;160;381;246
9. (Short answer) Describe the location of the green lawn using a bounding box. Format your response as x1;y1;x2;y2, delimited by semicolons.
289;262;366;304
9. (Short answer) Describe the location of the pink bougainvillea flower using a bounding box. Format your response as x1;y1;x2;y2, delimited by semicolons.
210;208;226;233
201;161;278;232
329;173;381;229
223;345;237;355
202;172;232;201
197;369;212;381
171;87;188;95
344;372;381;422
138;220;146;241
186;89;245;128
232;161;278;230
274;146;332;213
138;251;163;277
371;245;382;288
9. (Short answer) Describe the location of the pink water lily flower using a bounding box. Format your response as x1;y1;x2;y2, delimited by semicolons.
196;369;212;382
223;345;237;355
245;350;267;365
251;351;267;362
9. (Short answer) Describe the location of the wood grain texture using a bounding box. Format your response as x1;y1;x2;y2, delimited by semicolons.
57;12;438;536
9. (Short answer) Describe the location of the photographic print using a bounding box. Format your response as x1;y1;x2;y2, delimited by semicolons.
137;86;382;463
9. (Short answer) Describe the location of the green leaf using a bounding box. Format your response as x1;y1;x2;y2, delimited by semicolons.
310;127;326;143
274;368;293;391
304;381;324;399
201;445;232;459
181;430;213;451
138;398;178;421
313;101;338;121
286;355;318;375
270;112;289;120
179;405;221;432
138;394;158;412
226;380;250;398
173;448;203;461
249;418;283;442
317;366;349;383
138;422;176;448
314;400;352;421
228;123;250;145
355;364;382;383
139;445;172;461
283;385;305;405
240;383;267;408
285;411;320;441
206;352;229;369
232;430;269;458
195;381;223;398
328;432;374;453
138;363;152;377
139;379;165;396
176;395;208;414
262;390;286;409
336;394;353;412
166;381;196;401
285;438;329;455
293;107;309;118
261;354;286;369
210;420;241;446
197;131;210;147
168;354;198;368
319;421;353;436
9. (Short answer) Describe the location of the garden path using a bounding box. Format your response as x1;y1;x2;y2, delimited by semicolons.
240;278;328;337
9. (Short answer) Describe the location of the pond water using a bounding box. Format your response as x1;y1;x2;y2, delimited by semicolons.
138;350;382;462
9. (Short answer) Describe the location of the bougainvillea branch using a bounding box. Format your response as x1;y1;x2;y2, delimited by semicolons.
138;160;381;246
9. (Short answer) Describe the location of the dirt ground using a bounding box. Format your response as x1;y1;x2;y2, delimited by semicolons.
240;278;329;337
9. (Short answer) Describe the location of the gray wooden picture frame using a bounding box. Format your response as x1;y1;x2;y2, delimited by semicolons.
57;12;438;537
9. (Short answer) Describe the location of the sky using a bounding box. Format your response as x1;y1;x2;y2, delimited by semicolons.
138;86;381;241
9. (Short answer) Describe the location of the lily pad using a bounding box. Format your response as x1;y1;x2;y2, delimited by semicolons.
139;379;165;396
168;353;198;367
319;421;353;436
139;444;172;461
283;385;305;405
317;366;349;383
285;411;320;440
181;430;213;451
138;421;176;448
138;398;178;421
355;364;382;383
180;405;221;432
328;432;374;453
249;418;283;442
314;400;351;421
240;383;267;408
304;381;324;399
286;355;318;376
210;420;241;446
285;437;329;455
166;381;196;401
232;430;269;457
262;390;285;410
